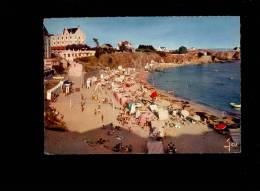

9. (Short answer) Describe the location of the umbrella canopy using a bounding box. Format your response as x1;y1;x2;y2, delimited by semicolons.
127;102;134;110
192;115;201;121
215;123;227;130
181;110;189;117
150;91;158;99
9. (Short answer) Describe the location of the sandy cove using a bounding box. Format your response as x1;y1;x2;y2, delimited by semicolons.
44;65;240;154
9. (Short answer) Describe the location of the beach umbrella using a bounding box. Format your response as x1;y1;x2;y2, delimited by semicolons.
181;110;189;118
192;115;201;121
150;91;158;99
127;102;133;110
215;123;227;130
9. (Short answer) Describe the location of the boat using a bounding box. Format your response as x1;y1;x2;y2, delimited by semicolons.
230;102;241;108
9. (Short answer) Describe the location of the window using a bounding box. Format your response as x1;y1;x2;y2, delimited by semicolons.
70;36;72;39
72;54;74;56
66;37;67;39
63;54;66;58
62;37;63;39
68;54;70;57
57;37;59;40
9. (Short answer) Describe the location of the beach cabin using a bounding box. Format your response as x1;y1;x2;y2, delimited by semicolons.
157;109;169;121
47;81;64;100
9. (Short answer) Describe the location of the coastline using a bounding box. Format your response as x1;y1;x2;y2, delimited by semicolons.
45;62;240;154
137;63;240;120
151;59;240;70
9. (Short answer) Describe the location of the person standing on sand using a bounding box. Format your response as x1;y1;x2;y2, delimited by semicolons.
101;113;104;124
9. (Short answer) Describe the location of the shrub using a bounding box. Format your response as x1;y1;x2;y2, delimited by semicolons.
178;46;188;54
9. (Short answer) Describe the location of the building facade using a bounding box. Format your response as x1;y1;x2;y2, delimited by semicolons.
50;26;85;47
52;50;96;61
43;25;51;59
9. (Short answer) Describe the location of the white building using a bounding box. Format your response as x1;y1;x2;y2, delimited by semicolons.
43;25;51;59
52;50;96;61
157;47;169;52
50;26;85;47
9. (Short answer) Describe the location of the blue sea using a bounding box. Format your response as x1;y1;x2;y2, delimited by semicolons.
148;61;241;115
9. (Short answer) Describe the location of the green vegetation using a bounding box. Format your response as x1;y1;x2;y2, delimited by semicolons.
65;44;91;50
178;46;188;54
136;44;156;52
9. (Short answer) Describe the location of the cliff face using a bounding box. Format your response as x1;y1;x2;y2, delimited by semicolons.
77;50;240;69
209;50;240;60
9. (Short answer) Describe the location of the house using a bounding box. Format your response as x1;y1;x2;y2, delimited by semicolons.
157;47;169;52
49;26;85;47
117;41;135;52
52;49;96;62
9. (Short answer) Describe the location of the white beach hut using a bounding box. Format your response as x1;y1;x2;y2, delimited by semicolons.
47;81;64;100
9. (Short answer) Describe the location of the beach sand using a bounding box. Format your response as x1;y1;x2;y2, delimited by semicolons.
44;64;240;154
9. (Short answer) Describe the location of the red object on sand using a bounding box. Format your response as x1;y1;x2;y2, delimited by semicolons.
150;91;158;99
215;123;227;130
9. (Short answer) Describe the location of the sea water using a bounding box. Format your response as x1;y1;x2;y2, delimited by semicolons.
148;61;241;115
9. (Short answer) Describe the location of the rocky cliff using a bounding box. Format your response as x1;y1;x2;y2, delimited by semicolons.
77;50;240;70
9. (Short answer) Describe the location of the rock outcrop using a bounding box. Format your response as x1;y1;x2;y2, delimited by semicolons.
77;50;239;69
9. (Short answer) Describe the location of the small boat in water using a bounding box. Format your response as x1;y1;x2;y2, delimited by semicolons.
228;76;234;80
230;102;241;108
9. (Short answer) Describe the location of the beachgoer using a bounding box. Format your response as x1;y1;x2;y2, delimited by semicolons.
167;142;177;153
101;114;104;124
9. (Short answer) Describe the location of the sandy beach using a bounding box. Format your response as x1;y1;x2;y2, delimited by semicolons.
44;62;240;154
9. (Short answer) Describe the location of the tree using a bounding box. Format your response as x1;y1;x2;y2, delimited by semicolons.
178;46;188;54
137;44;156;52
93;38;99;48
93;38;103;58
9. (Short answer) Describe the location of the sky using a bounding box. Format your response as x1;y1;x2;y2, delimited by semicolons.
44;16;240;49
